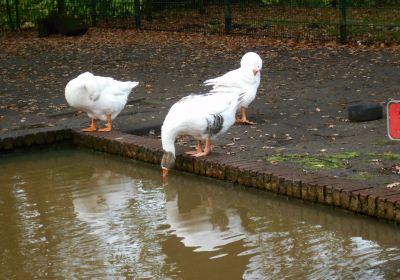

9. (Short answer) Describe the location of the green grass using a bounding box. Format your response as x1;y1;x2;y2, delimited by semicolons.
373;139;398;146
266;151;359;169
351;171;374;180
383;152;400;160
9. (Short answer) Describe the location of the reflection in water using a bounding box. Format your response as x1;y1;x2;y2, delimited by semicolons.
0;148;400;279
71;169;138;276
162;176;254;280
164;186;247;252
72;169;136;235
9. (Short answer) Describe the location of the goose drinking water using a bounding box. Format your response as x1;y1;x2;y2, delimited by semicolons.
161;90;245;177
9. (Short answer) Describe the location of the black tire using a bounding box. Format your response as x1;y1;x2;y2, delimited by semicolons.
348;104;383;122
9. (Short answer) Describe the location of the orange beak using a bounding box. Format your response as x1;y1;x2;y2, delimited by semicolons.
162;167;169;177
253;69;258;76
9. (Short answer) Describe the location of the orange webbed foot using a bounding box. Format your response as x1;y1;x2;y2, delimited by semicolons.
81;127;97;132
98;127;112;132
236;116;255;125
192;151;209;157
81;119;98;132
98;114;112;132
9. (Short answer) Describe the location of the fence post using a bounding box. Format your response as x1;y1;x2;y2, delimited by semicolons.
91;0;97;26
339;0;347;43
145;0;152;21
15;0;20;29
6;0;14;30
224;0;232;34
134;0;141;28
57;0;65;14
198;0;205;15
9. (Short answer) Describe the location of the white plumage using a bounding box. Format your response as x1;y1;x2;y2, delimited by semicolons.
204;52;262;124
65;72;139;132
161;90;245;176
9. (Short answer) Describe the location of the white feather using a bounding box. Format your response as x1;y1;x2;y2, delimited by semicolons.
204;52;262;108
65;72;139;121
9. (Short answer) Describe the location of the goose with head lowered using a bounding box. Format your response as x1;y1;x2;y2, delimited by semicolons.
204;52;262;125
161;90;245;177
65;72;139;132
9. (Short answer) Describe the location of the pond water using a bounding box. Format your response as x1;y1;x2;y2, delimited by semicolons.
1;147;400;279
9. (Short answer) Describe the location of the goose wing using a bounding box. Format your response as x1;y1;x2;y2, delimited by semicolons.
163;90;244;135
204;68;255;91
173;91;242;117
90;76;139;98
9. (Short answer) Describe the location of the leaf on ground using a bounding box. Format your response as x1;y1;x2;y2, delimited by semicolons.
386;182;400;189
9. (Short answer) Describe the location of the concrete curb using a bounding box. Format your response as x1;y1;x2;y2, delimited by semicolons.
1;128;400;224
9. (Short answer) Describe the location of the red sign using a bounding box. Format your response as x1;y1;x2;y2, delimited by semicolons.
388;100;400;140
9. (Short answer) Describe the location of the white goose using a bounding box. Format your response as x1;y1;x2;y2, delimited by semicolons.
65;72;139;132
204;52;262;125
161;90;245;177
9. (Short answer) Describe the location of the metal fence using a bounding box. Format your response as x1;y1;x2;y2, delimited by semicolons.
2;0;400;43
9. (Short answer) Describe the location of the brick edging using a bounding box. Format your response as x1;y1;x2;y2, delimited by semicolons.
1;128;400;224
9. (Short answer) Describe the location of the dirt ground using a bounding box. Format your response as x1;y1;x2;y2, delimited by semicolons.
1;28;400;188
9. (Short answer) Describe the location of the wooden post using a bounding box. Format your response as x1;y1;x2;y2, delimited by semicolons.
224;0;232;34
134;0;141;28
339;0;347;43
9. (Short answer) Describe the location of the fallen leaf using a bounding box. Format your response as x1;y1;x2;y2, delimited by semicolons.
386;182;400;189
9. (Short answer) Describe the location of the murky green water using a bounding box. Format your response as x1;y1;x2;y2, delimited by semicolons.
1;147;400;279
